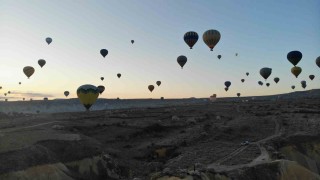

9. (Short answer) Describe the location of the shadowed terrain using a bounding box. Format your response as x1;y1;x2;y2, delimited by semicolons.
0;90;320;179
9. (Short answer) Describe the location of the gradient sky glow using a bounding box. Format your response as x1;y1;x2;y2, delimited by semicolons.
0;0;319;100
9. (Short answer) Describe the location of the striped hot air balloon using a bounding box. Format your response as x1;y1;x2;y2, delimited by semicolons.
77;84;99;111
184;31;199;49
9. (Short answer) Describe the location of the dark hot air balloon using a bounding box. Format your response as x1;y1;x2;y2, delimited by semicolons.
23;66;35;79
274;77;280;84
38;59;46;68
177;55;187;69
217;55;222;59
156;81;161;86
224;81;231;88
100;49;108;58
117;73;121;78
148;85;154;92
97;85;105;94
260;67;272;80
184;31;198;49
46;37;52;45
309;75;315;80
287;51;302;66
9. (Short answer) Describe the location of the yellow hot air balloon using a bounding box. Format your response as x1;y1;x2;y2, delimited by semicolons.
76;84;99;111
23;66;35;79
291;66;302;78
203;29;221;51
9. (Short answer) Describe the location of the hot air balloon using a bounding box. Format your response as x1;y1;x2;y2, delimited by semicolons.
77;84;99;111
224;87;229;92
217;55;222;59
23;98;25;101
117;73;121;78
131;40;134;44
177;55;187;69
38;59;46;68
64;91;70;97
224;81;231;88
316;57;320;68
161;97;164;100
237;93;241;97
19;82;21;85
209;94;217;102
291;66;302;78
4;93;7;96
0;86;2;89
44;97;48;101
266;83;270;87
287;51;302;66
274;77;280;84
148;85;154;92
184;31;198;49
23;66;35;79
46;37;52;45
246;72;249;76
100;49;108;58
301;80;307;89
156;81;161;86
203;29;221;51
8;91;10;94
309;75;315;80
258;81;263;86
97;85;105;94
241;79;245;83
260;67;272;80
235;53;238;56
5;99;7;102
291;85;295;90
100;77;104;81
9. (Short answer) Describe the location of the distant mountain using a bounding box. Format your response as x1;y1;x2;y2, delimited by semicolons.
0;89;318;114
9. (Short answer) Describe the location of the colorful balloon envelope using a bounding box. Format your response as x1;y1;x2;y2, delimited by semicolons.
23;66;35;79
203;29;221;51
291;66;302;78
184;31;198;49
77;84;99;111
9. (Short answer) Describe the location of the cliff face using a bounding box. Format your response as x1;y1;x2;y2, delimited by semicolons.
154;160;320;180
278;137;320;175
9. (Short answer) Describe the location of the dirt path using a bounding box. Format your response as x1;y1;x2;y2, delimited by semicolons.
207;118;282;172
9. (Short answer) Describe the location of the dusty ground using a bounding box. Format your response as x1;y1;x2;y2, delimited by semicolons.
0;98;320;179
